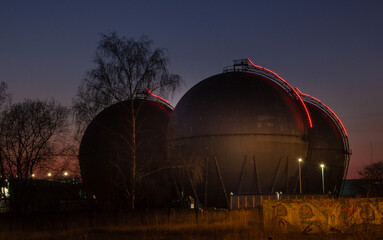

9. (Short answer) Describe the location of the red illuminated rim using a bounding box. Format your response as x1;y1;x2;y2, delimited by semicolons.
247;59;313;128
295;88;348;136
146;88;174;110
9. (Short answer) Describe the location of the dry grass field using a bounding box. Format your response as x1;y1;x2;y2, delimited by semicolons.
0;208;382;240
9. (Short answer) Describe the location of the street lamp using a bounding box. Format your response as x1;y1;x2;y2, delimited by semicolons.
298;158;302;194
320;164;325;194
63;171;69;177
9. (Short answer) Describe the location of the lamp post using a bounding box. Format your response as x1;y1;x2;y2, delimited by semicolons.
320;164;325;194
298;158;302;194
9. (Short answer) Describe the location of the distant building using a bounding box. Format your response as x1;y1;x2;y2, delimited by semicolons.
342;179;369;197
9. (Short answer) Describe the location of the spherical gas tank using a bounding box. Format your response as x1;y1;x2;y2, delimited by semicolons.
79;99;173;208
304;102;346;194
168;72;310;208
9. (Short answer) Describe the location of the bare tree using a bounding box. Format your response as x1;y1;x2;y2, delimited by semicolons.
0;99;69;180
0;82;11;109
0;82;12;210
73;32;182;209
358;161;383;197
0;82;10;179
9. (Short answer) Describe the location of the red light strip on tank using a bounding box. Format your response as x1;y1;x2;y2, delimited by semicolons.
146;88;175;109
296;88;348;136
247;59;313;128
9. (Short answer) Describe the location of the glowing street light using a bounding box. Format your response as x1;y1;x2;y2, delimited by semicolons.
63;171;69;177
320;164;325;194
47;172;52;177
298;158;302;194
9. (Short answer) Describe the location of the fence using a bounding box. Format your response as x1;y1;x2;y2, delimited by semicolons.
230;194;329;209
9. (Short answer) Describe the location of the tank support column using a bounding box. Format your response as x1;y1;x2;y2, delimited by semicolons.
204;156;209;209
214;156;230;208
272;157;283;193
254;156;262;194
186;166;200;207
285;157;289;193
237;155;247;193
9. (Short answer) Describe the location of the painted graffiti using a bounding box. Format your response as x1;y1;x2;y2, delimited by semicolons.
263;198;383;233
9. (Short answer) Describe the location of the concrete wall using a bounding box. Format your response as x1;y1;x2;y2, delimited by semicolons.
263;198;383;233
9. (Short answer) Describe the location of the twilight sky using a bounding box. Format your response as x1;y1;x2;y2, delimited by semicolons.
1;0;382;179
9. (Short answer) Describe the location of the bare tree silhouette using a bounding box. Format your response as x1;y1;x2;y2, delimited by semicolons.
74;32;182;209
359;160;383;197
0;99;69;180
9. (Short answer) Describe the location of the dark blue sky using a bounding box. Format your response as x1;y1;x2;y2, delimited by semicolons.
1;0;383;178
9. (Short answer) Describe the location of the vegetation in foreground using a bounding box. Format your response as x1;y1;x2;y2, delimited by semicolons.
0;208;382;240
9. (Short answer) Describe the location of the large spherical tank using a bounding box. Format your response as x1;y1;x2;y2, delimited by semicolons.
79;99;173;208
168;72;309;208
304;102;346;194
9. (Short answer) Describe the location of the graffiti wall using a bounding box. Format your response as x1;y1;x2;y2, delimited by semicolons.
263;198;383;233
